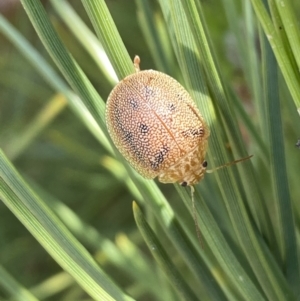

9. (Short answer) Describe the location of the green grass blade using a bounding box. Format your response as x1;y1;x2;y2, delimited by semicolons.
250;0;300;111
20;0;107;131
0;150;134;301
222;1;264;134
268;1;298;75
30;272;74;300
0;266;39;301
175;185;266;301
0;13;111;155
135;0;173;74
76;2;234;297
17;4;226;296
261;33;300;297
3;1;298;299
219;1;274;243
81;0;134;80
124;177;225;300
133;202;199;301
273;0;300;71
28;180;162;300
50;0;118;85
4;94;67;160
159;1;294;300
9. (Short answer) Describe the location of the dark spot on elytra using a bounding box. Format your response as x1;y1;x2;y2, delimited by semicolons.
144;85;154;100
129;98;138;110
176;94;184;102
123;131;133;143
150;146;169;170
122;131;145;164
168;103;176;111
181;128;204;138
139;123;149;134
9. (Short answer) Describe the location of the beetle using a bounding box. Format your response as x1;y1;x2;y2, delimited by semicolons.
106;56;210;187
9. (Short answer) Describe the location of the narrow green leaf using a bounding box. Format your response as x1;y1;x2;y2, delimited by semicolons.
133;201;199;301
159;1;294;300
0;13;112;155
76;2;233;298
81;0;134;80
30;272;74;300
28;180;161;300
0;266;39;301
17;5;225;298
175;185;266;301
20;0;107;132
135;0;173;74
4;94;67;160
125;178;226;300
261;32;300;297
250;0;300;110
273;0;300;71
0;150;134;301
50;0;118;85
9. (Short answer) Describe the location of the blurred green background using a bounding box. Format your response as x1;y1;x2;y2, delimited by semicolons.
1;0;300;300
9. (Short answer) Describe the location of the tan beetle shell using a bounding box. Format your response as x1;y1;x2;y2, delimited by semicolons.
106;57;210;186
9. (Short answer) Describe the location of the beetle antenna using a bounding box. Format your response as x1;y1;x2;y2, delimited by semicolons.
206;155;253;174
191;186;204;248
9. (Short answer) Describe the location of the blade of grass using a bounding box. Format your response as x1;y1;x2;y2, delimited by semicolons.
128;177;227;300
273;0;300;71
3;93;67;160
221;1;265;133
115;234;167;301
0;150;134;301
27;179;162;301
268;1;298;75
175;185;267;301
261;31;300;297
0;266;39;301
81;0;134;80
50;0;118;85
160;1;294;300
221;1;268;151
135;0;172;74
30;272;74;300
219;0;274;242
220;1;275;244
250;0;300;110
133;201;199;301
79;2;231;298
0;13;112;155
17;3;210;294
176;0;267;233
229;89;269;159
20;0;107;132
